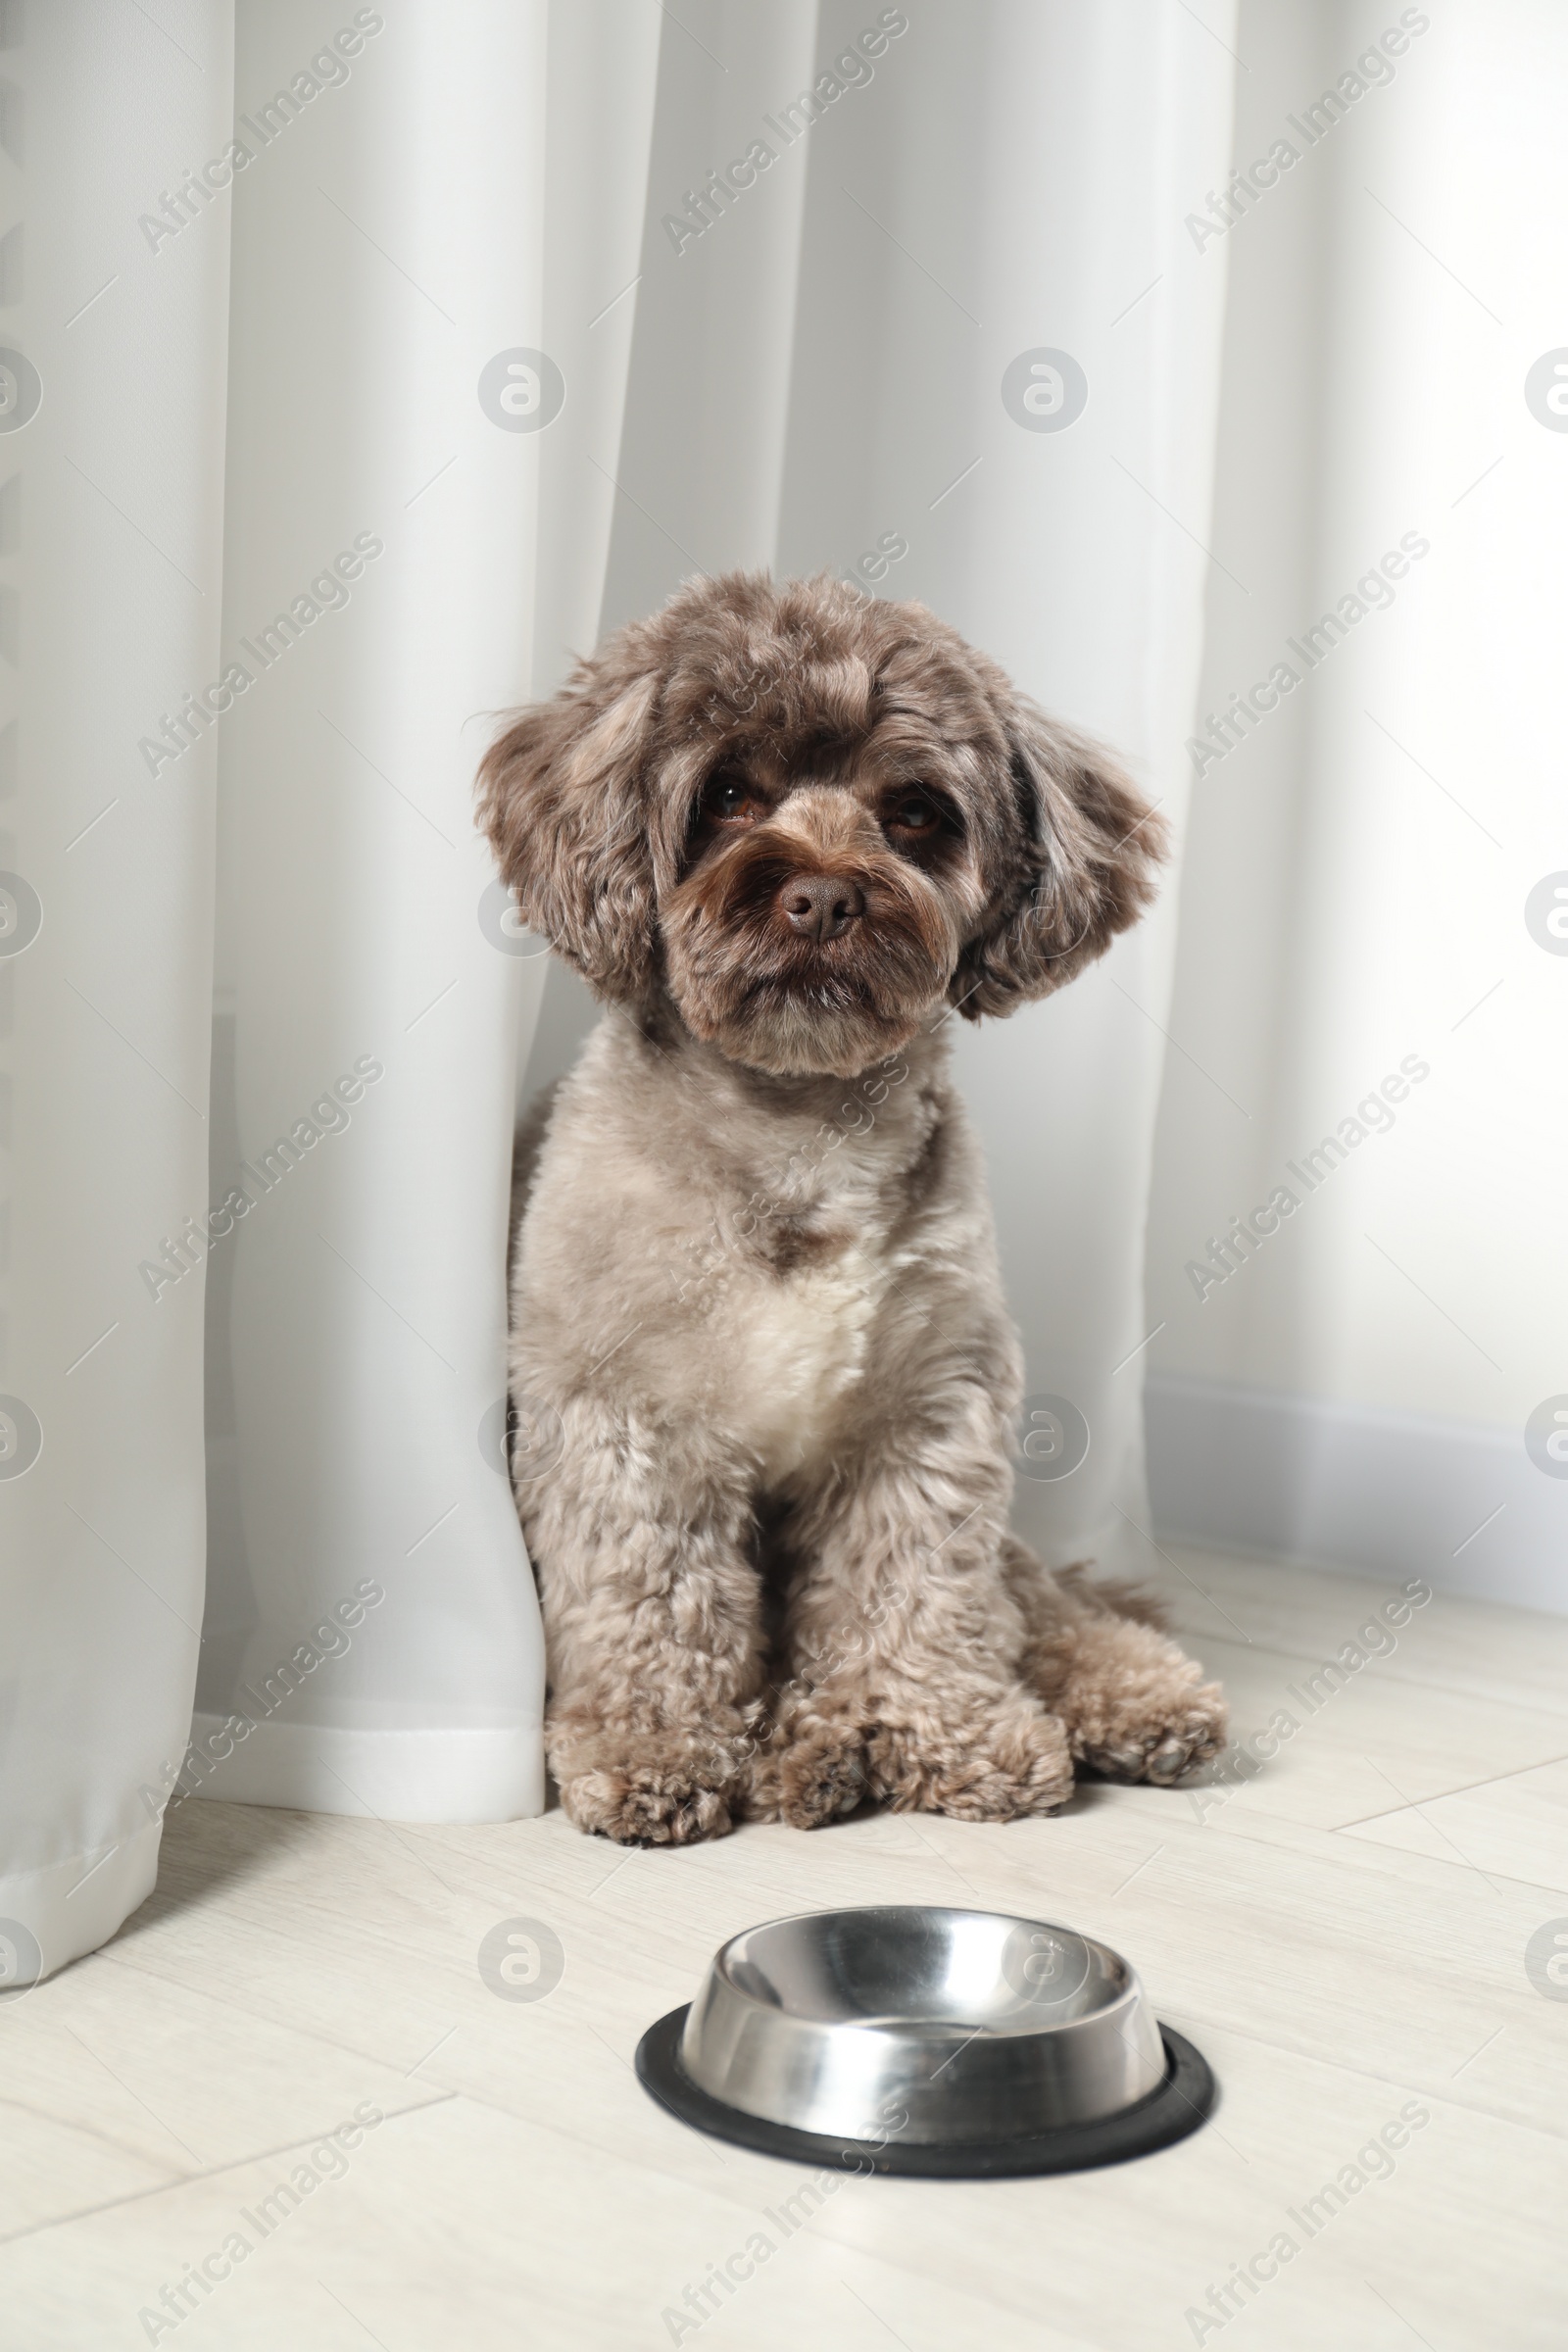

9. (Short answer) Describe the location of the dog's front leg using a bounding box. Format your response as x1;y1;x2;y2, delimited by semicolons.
761;1438;1074;1829
519;1402;766;1846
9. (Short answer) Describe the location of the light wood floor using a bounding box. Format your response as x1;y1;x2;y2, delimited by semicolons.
3;1545;1565;2350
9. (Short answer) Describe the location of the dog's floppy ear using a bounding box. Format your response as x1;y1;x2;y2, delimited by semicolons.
954;698;1167;1018
477;653;662;1004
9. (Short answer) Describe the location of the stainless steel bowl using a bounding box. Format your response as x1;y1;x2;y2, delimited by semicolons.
636;1904;1214;2177
682;1904;1162;2143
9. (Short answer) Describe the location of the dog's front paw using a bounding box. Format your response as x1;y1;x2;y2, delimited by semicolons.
738;1697;867;1829
1074;1672;1229;1787
549;1718;751;1847
770;1722;869;1831
560;1764;734;1846
867;1701;1075;1824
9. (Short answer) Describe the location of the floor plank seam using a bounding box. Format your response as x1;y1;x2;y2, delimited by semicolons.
1329;1751;1568;1830
0;2090;458;2251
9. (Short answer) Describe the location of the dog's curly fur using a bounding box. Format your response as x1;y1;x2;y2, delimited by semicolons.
479;572;1226;1845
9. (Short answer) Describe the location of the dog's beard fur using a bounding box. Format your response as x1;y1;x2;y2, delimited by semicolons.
661;824;962;1077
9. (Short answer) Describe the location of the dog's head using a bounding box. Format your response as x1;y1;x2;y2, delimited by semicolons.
478;573;1166;1077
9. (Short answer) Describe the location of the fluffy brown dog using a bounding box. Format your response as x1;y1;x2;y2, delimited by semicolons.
479;572;1226;1845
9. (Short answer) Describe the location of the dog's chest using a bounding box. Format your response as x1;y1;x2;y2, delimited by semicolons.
725;1220;887;1486
693;1118;922;1487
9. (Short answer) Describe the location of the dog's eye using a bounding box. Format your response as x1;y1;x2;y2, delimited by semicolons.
888;794;940;834
703;773;763;824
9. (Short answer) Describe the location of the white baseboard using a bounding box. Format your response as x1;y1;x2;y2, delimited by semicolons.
185;1716;545;1823
1146;1372;1568;1616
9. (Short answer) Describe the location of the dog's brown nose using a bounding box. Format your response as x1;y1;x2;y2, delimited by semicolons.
780;874;864;942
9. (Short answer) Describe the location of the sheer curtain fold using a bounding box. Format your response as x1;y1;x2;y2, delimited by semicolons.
1;1;234;1987
195;0;661;1825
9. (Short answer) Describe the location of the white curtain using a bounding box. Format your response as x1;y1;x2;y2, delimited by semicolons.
1;4;235;1995
3;0;1235;1986
194;0;659;1828
1145;0;1568;1616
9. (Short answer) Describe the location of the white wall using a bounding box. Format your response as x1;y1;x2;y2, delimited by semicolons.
1145;0;1568;1608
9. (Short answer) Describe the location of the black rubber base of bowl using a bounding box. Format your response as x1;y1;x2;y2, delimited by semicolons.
634;2006;1215;2179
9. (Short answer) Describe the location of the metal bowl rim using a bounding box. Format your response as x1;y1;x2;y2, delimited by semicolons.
703;1902;1142;2039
